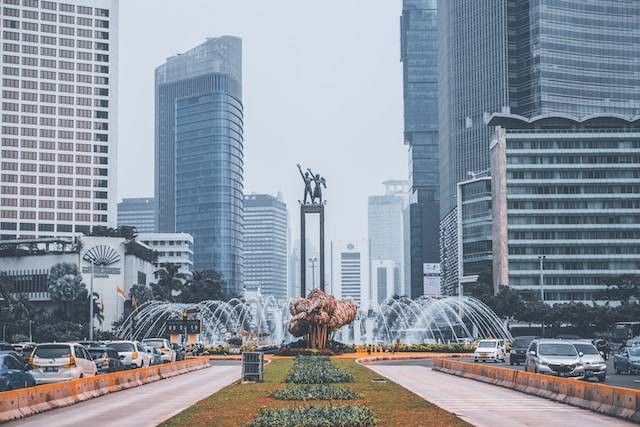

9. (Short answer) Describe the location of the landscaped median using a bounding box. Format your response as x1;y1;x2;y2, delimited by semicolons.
433;358;640;423
161;355;469;426
0;357;210;422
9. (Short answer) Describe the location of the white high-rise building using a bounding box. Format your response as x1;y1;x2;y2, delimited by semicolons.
330;240;370;311
137;232;193;275
0;0;119;239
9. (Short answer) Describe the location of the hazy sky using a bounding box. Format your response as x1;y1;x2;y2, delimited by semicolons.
118;0;406;243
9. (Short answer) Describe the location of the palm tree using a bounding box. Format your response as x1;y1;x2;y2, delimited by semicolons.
151;264;189;302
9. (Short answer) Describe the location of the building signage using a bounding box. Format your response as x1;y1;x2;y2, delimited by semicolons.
82;245;122;277
166;319;202;334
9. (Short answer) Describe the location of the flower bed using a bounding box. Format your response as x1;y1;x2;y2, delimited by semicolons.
248;405;377;427
271;384;361;401
355;343;474;353
285;356;354;384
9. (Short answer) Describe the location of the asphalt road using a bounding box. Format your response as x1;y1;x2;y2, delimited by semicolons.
8;361;241;427
368;362;634;427
372;357;640;390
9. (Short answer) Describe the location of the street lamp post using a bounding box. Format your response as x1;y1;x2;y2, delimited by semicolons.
538;255;546;338
89;260;95;341
309;258;318;290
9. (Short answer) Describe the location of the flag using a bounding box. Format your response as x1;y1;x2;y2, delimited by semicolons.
131;294;138;309
116;286;128;301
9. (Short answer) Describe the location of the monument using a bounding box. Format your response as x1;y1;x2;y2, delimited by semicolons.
291;165;357;349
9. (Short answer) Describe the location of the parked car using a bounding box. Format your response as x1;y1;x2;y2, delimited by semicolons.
473;339;507;363
509;336;537;366
570;341;606;382
142;345;163;366
107;341;151;369
171;343;186;361
143;338;176;363
0;353;35;391
524;339;585;378
28;343;97;384
614;346;640;374
0;342;16;353
87;347;124;374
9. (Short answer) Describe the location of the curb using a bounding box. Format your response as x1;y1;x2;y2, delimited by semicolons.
0;357;210;422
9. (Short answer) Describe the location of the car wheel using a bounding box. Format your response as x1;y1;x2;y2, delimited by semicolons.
597;375;606;383
474;359;478;363
510;360;514;366
79;374;84;379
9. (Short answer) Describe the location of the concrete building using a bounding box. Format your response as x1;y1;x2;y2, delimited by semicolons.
0;235;155;330
117;197;155;233
243;193;288;302
137;232;193;275
155;36;244;294
370;259;401;304
331;240;370;310
400;0;440;298
490;114;640;303
0;0;119;240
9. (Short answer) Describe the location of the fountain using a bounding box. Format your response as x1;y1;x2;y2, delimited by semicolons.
116;295;512;346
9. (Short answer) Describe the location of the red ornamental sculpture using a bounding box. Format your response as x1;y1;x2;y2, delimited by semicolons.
288;289;358;349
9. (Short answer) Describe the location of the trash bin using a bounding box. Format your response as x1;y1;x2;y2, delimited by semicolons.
242;351;264;381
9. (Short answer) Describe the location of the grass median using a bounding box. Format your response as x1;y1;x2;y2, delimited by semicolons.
161;357;468;426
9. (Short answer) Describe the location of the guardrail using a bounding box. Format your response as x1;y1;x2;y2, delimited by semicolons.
432;358;640;422
0;357;210;422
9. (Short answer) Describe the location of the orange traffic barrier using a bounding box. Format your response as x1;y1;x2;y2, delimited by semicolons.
432;358;640;422
0;357;210;422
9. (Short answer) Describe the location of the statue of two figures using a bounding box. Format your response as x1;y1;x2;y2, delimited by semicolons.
297;164;326;205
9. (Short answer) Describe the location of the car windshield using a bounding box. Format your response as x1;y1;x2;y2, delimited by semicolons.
573;344;598;355
144;340;164;349
88;349;107;359
109;342;135;352
512;337;534;347
477;341;497;348
539;343;577;356
628;347;640;357
34;345;72;359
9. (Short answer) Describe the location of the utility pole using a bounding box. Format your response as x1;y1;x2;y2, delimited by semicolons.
89;260;95;341
538;255;546;338
309;258;318;289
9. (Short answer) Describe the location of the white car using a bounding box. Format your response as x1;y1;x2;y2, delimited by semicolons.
28;343;97;384
143;338;176;363
108;341;151;368
474;339;507;363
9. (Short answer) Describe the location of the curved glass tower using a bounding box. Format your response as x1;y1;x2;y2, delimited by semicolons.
155;36;243;294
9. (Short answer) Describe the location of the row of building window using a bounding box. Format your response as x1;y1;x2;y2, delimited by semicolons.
1;165;107;175
0;188;105;198
0;212;107;221
4;8;109;21
1;128;108;141
3;80;109;93
3;0;109;17
2;105;108;120
3;116;108;130
2;138;107;151
0;175;107;186
3;56;109;71
2;69;109;84
3;18;109;31
3;92;109;109
2;45;108;60
1;152;107;163
0;198;105;209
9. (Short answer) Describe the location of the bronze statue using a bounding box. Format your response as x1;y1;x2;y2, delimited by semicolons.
308;168;326;205
297;164;313;204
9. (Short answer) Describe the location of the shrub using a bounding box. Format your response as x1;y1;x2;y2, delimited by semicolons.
249;405;377;426
355;343;474;353
271;384;361;401
285;356;354;384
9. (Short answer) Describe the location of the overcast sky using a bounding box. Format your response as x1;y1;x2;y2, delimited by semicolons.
118;0;406;243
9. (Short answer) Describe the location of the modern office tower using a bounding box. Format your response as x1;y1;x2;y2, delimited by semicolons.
0;0;119;240
438;0;640;291
243;193;288;302
368;180;407;296
137;232;193;275
330;240;370;310
117;197;155;232
155;36;243;294
490;114;640;303
371;259;401;303
400;0;439;298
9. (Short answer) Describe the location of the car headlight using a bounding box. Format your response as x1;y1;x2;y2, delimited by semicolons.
510;350;516;354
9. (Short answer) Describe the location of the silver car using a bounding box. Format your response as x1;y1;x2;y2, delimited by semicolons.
570;341;606;382
524;339;585;378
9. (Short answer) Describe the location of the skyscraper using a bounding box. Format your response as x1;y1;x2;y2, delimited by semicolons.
117;197;155;232
155;36;243;294
243;193;288;302
1;0;119;240
438;0;640;292
400;0;439;297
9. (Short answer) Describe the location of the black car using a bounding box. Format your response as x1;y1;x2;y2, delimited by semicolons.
171;343;186;361
87;347;124;373
509;336;537;365
0;353;35;391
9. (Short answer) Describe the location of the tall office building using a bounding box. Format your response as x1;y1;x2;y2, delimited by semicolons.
438;0;640;291
400;0;439;297
155;36;243;294
243;193;288;302
117;197;155;232
331;240;370;310
1;0;119;239
368;180;407;296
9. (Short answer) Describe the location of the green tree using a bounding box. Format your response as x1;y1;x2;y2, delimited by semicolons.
178;270;227;303
151;264;188;302
603;275;640;305
47;263;85;320
486;285;526;319
468;270;494;301
130;283;154;306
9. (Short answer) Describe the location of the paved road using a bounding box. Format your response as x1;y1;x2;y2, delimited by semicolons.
8;361;241;427
368;363;634;427
373;357;640;390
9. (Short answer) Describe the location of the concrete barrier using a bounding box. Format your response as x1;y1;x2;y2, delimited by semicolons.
0;357;210;422
432;358;640;422
355;353;468;365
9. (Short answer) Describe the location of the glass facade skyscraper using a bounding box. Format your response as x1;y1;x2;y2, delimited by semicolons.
401;0;439;297
155;36;243;294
